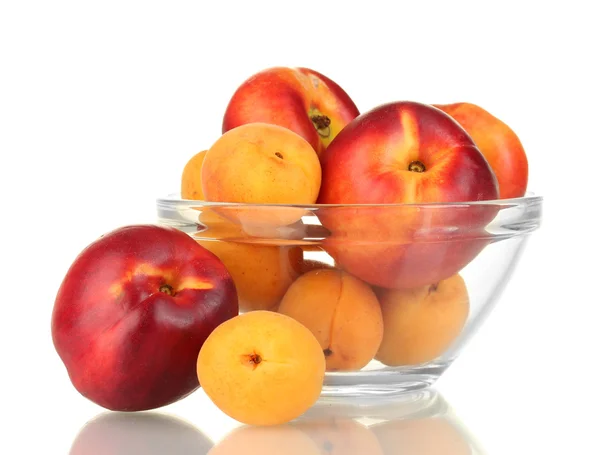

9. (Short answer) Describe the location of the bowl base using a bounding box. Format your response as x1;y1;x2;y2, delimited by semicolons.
321;362;448;398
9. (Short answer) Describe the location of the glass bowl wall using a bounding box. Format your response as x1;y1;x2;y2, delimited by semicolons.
157;194;542;396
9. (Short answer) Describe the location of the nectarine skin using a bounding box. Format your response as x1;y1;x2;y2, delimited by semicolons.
318;101;499;205
434;102;529;199
317;101;499;288
51;224;238;411
222;67;360;155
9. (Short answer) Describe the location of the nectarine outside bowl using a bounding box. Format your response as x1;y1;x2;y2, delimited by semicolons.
157;193;542;396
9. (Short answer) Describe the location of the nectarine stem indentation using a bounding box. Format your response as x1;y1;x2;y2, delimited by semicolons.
408;160;426;173
159;284;173;295
310;114;332;138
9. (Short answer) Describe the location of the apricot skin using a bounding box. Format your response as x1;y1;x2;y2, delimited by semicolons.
195;240;303;312
278;269;383;372
181;150;207;200
197;311;326;426
202;122;322;206
375;274;470;366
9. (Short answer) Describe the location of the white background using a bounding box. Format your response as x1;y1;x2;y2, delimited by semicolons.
1;1;599;453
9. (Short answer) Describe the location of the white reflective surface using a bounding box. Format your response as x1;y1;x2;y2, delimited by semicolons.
66;389;484;455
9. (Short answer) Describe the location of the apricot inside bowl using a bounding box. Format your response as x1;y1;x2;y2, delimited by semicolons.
157;193;542;396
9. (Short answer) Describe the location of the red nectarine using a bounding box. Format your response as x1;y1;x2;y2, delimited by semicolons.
222;67;360;156
51;224;238;411
317;101;499;288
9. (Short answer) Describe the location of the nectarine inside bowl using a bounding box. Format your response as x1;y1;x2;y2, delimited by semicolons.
157;193;542;396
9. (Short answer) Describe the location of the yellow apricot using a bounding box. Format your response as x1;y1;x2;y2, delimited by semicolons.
197;311;326;426
201;123;322;227
278;269;383;371
375;274;470;366
196;240;303;312
181;150;207;200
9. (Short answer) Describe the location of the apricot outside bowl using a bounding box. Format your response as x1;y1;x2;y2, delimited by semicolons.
156;193;542;396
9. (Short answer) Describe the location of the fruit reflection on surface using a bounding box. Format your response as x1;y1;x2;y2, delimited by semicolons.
372;416;472;455
222;66;360;156
197;311;326;426
208;425;320;455
210;389;482;455
69;412;213;455
292;417;383;455
51;225;238;412
278;269;383;371
434;102;529;199
376;273;470;366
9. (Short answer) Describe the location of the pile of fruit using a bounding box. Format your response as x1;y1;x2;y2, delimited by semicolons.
52;66;529;426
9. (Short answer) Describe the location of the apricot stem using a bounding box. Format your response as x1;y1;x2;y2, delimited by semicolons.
250;354;262;364
408;160;426;173
310;114;332;138
159;284;174;295
275;152;283;159
323;348;333;357
428;283;439;293
241;353;262;370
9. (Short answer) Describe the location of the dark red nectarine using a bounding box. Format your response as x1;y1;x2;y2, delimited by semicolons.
51;224;238;411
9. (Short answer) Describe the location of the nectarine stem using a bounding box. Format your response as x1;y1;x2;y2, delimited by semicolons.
310;114;331;138
408;160;426;173
159;284;173;295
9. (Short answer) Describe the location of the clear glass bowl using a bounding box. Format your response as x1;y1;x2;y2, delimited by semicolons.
156;193;542;396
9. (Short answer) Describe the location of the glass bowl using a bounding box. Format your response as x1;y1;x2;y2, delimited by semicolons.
156;193;542;396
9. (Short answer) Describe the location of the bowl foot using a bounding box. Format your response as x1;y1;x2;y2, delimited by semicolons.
321;362;448;398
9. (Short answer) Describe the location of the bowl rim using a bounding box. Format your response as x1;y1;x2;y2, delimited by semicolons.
156;191;543;209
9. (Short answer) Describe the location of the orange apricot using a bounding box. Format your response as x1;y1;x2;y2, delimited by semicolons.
201;123;322;227
278;269;383;371
197;311;326;426
375;274;470;366
181;150;207;200
180;149;238;228
196;240;303;312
